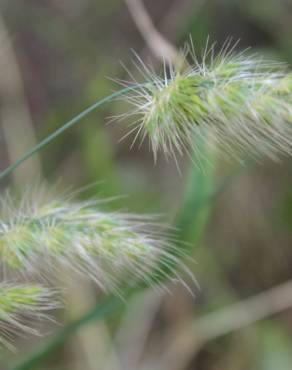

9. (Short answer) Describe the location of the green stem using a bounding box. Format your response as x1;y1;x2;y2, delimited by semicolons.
175;140;216;247
10;297;121;370
0;85;142;182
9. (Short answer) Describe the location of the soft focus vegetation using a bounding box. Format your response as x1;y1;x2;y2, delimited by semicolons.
0;1;292;369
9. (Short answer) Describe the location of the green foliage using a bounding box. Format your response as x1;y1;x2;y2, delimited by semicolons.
10;296;121;370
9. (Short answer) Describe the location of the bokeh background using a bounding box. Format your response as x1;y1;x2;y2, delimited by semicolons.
1;0;292;369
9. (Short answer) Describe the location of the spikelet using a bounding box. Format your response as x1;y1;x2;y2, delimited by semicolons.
117;40;292;163
0;283;55;348
0;189;186;295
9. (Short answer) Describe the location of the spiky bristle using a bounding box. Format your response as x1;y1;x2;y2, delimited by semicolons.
0;283;55;347
0;190;188;295
117;40;292;163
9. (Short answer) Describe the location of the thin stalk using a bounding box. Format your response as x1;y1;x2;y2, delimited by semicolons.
0;85;143;182
10;297;121;370
175;138;216;247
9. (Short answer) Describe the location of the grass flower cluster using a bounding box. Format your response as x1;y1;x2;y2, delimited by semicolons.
0;190;183;343
0;284;54;347
120;42;292;162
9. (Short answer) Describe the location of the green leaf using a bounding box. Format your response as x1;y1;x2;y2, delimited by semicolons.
10;297;121;370
176;137;216;248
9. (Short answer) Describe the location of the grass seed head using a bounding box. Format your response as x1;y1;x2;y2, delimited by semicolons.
0;190;186;295
119;40;292;163
0;283;56;347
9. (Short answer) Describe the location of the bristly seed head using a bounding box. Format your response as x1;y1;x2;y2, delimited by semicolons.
0;189;188;295
0;283;55;348
0;188;192;345
117;39;292;163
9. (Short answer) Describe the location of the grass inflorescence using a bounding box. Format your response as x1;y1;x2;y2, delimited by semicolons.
0;189;188;343
119;41;292;163
0;191;183;292
0;283;55;348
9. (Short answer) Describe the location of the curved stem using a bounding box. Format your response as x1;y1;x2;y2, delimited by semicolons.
10;297;121;370
175;139;216;247
0;85;142;182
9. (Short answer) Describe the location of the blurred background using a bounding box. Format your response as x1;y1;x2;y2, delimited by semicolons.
1;0;292;369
